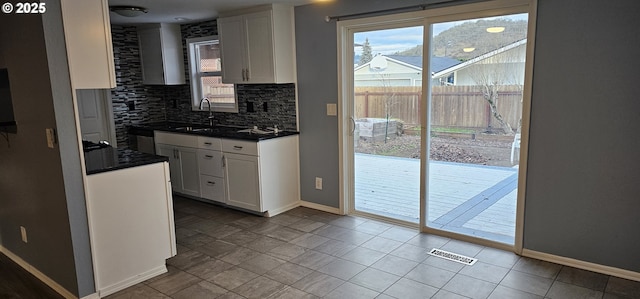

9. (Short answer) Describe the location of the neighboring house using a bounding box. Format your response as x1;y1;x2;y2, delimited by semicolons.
432;39;527;86
354;54;460;87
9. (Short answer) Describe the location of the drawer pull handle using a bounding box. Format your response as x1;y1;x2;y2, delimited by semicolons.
204;142;212;145
204;155;213;158
207;181;216;185
233;146;243;150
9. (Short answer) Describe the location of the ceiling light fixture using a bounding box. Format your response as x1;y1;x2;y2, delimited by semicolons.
486;27;505;33
109;6;148;17
463;47;476;52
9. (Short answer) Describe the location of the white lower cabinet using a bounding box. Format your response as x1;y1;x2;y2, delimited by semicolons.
86;162;176;296
155;131;299;216
222;135;300;215
155;143;200;198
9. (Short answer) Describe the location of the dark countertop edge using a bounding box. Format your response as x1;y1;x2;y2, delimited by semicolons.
128;123;299;141
85;148;169;175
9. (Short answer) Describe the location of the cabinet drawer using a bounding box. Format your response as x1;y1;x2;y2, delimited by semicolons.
197;149;224;177
197;136;222;150
222;139;258;156
155;132;197;147
199;175;225;203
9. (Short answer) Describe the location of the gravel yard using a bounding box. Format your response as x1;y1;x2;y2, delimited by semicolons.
355;134;516;167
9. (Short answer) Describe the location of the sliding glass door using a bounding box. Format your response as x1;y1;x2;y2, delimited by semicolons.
339;1;533;247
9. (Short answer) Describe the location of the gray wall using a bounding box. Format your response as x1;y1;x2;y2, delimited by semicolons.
0;5;92;297
295;0;427;207
524;0;640;272
295;0;640;273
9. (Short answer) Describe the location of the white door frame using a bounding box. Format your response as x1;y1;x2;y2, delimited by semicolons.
337;0;537;253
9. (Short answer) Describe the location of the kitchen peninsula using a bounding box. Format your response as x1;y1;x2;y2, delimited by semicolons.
83;143;176;297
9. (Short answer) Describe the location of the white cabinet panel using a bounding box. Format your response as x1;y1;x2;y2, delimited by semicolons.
199;175;225;203
198;149;224;177
60;0;115;88
224;153;261;211
177;146;200;197
86;162;175;296
138;23;185;85
218;4;294;84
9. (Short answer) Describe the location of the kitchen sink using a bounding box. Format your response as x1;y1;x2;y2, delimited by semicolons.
237;128;274;135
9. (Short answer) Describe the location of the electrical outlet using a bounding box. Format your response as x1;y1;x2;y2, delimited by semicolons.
20;226;27;243
315;177;323;190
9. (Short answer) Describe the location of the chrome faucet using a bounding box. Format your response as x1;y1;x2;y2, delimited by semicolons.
199;98;214;127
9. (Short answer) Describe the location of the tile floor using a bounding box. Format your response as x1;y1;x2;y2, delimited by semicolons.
106;196;640;299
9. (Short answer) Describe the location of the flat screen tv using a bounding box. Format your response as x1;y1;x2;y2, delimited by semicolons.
0;68;17;132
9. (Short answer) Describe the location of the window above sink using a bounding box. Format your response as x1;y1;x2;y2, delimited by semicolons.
186;36;239;113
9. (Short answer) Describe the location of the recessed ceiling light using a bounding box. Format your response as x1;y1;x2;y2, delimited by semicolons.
486;27;505;33
175;17;191;22
463;47;475;52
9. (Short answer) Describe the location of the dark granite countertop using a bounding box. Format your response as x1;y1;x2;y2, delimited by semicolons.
128;122;299;141
85;146;168;175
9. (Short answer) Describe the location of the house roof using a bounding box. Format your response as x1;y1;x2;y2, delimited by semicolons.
355;55;461;73
432;39;527;78
386;55;461;73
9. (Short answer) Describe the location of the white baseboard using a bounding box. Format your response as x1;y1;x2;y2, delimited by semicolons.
0;245;77;299
266;201;301;217
522;249;640;282
80;293;100;299
299;200;342;215
97;265;168;297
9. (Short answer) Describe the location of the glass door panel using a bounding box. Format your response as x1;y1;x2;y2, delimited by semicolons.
426;13;528;244
352;26;424;223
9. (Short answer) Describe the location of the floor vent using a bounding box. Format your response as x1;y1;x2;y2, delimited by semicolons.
428;248;477;266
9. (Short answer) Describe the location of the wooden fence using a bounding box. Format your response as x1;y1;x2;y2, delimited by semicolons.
355;85;523;131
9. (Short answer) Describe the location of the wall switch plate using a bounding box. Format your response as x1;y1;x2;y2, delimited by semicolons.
247;101;255;112
315;177;323;190
127;101;135;111
20;226;27;243
327;103;337;116
45;128;56;148
263;102;268;112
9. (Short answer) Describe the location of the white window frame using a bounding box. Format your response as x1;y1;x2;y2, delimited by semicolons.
187;36;238;113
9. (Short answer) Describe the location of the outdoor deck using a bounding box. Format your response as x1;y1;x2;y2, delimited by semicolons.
355;153;517;244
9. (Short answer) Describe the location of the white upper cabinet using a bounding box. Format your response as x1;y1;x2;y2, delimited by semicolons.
218;4;295;84
138;24;186;85
60;0;116;89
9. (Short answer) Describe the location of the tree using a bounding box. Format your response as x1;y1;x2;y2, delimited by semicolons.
468;42;525;135
358;38;373;66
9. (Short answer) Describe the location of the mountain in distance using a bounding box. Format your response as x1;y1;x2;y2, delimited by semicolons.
395;18;528;61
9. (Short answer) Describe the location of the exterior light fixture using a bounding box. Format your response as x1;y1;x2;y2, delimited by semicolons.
463;47;476;52
109;6;148;17
486;27;505;33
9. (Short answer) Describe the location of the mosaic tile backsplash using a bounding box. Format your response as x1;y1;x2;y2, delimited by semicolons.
110;20;297;147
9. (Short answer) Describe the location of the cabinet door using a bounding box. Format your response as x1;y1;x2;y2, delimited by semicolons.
218;16;247;84
177;146;200;198
244;11;276;83
138;27;165;84
60;0;115;88
224;153;261;212
156;144;181;192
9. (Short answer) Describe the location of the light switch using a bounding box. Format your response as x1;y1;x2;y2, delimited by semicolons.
326;103;337;116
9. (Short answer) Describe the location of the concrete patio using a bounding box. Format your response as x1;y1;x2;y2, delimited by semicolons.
354;153;518;244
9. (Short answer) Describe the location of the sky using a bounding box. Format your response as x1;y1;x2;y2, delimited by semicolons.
353;13;528;56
